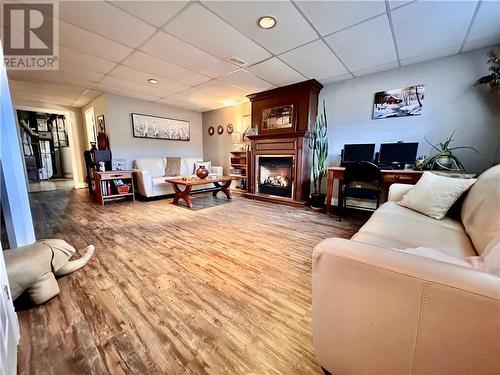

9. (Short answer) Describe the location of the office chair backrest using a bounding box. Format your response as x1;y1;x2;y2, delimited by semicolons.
344;161;382;185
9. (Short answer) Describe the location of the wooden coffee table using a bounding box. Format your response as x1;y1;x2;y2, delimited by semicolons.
165;176;233;208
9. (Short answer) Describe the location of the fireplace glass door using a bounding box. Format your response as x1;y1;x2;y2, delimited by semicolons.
257;156;294;198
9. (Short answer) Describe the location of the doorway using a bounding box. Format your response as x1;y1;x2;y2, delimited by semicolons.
16;109;75;192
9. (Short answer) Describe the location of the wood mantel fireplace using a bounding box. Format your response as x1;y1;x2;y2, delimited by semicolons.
244;80;323;206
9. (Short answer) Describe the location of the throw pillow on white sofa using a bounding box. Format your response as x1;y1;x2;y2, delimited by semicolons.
195;161;212;173
398;171;476;219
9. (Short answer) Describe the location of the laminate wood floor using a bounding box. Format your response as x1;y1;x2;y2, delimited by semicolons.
17;190;368;375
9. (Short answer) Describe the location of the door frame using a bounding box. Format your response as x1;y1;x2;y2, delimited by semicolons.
15;105;80;189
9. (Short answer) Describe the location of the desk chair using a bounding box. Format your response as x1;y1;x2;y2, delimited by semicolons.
339;161;382;221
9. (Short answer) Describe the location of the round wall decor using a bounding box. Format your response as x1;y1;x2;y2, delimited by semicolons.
217;125;224;135
208;126;215;136
227;123;234;134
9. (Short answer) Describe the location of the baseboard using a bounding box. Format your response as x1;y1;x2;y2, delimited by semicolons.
74;182;88;189
243;192;306;208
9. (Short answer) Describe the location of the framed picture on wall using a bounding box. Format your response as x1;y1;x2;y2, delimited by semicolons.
131;113;190;141
372;85;425;119
97;115;106;133
261;104;294;130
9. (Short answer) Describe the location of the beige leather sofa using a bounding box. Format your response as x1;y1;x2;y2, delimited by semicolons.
133;157;223;198
313;164;500;375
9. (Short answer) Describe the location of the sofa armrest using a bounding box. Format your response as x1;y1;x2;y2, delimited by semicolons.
211;166;223;177
133;169;152;197
313;238;500;375
387;183;414;202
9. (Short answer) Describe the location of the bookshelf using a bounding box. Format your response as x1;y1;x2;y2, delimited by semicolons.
229;151;251;193
94;170;135;205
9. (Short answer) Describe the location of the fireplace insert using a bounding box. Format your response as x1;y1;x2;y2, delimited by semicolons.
257;156;294;198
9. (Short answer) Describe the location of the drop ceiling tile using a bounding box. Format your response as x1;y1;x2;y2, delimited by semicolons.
352;61;399;77
279;40;348;80
462;34;500;53
388;1;417;10
195;80;248;100
99;76;172;98
295;1;387;36
8;68;104;88
246;58;305;86
203;1;317;54
111;1;189;27
109;65;189;93
60;1;155;48
104;89;161;103
9;81;89;107
122;51;210;86
162;90;226;112
9;79;85;93
141;32;237;78
71;98;95;107
392;1;477;60
399;46;462;66
319;73;353;85
60;21;133;62
179;87;220;103
157;95;204;111
325;15;397;72
466;1;500;45
164;3;271;65
59;47;116;74
218;70;275;93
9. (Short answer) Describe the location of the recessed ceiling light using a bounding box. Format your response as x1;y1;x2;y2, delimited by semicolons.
258;16;276;29
148;78;158;84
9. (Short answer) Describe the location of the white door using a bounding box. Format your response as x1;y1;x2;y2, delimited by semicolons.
0;244;20;375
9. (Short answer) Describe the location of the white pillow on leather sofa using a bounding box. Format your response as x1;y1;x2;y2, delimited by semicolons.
398;171;476;219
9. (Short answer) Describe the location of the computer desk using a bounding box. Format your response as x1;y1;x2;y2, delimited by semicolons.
325;166;424;215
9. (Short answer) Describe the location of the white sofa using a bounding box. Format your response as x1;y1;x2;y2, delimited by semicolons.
313;164;500;375
133;157;223;198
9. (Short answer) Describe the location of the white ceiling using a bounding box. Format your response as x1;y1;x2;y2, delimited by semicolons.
5;0;500;112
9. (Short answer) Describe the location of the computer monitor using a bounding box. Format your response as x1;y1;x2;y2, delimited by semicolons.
378;142;418;167
342;144;375;164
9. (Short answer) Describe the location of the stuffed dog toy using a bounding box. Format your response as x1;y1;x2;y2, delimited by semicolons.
5;239;95;305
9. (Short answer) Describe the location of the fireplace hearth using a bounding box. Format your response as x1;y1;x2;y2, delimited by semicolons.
257;156;293;198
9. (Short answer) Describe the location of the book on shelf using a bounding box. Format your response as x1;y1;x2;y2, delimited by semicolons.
113;179;124;187
101;181;107;196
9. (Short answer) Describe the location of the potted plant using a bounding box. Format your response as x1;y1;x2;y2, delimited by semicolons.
474;49;500;92
308;100;329;208
421;130;478;172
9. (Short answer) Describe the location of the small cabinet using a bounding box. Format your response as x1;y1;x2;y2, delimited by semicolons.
94;171;135;205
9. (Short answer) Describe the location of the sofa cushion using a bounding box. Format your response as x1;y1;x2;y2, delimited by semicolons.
396;247;475;268
483;234;500;276
134;158;165;178
397;172;476;220
152;177;169;187
181;157;202;175
352;202;477;258
461;164;500;255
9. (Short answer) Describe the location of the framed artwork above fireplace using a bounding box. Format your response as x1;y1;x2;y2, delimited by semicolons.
261;104;294;131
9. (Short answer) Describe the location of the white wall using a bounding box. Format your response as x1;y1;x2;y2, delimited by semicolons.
321;46;500;174
202;102;251;173
85;94;203;169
